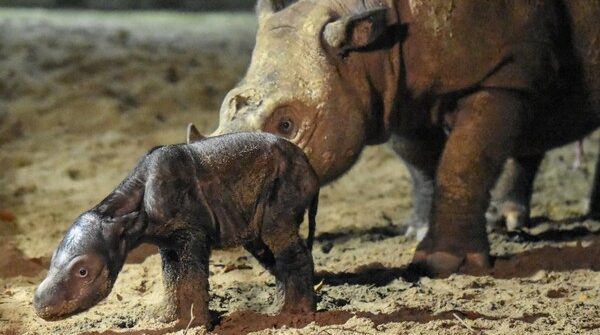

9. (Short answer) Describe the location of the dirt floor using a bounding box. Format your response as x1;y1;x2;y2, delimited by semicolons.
1;9;599;335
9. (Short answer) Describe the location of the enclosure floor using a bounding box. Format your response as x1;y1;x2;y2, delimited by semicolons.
0;9;599;335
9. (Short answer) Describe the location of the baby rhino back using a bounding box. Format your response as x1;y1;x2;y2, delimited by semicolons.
143;132;318;247
192;132;282;209
191;132;318;217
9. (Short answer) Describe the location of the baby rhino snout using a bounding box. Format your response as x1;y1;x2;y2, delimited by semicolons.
33;277;67;320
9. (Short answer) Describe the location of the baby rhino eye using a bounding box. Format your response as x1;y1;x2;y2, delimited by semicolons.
78;268;88;278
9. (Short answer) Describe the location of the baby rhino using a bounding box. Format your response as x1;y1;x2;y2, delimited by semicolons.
33;126;320;328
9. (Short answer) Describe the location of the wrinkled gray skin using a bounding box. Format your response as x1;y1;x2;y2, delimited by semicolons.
34;131;320;327
215;0;600;275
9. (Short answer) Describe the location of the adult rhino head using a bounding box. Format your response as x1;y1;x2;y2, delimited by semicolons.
215;0;404;183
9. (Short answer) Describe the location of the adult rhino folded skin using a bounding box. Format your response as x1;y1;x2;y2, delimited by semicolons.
215;0;600;276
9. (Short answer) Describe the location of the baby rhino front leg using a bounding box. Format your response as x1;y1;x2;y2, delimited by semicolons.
157;232;210;327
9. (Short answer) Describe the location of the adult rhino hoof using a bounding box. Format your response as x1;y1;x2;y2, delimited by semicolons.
411;250;490;278
404;216;429;242
405;226;428;242
486;200;529;232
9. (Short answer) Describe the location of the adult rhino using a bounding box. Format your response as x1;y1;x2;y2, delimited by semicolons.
214;0;600;276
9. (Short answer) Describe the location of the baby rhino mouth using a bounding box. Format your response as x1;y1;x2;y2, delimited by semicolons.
34;284;110;321
34;299;86;321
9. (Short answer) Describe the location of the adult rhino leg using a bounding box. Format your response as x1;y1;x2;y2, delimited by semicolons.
413;89;524;277
488;154;544;231
587;151;600;219
390;132;444;241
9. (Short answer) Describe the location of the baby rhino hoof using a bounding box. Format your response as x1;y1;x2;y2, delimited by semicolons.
411;251;490;278
150;301;178;324
486;201;529;232
282;296;315;314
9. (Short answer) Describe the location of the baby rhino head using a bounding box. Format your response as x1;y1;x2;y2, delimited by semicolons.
33;212;129;320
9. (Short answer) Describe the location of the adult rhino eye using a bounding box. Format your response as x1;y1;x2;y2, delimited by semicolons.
278;117;294;136
78;268;88;278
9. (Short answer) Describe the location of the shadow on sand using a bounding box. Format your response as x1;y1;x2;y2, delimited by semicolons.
316;216;600;286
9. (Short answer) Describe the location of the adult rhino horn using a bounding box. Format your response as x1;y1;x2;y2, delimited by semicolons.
323;7;390;54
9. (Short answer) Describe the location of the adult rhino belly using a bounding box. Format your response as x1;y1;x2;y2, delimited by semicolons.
567;0;600;115
516;114;598;156
516;0;600;155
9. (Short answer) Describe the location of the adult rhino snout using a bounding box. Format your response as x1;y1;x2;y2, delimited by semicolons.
215;88;268;135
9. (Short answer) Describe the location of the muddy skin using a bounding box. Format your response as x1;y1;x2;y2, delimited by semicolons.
215;0;600;276
34;131;320;328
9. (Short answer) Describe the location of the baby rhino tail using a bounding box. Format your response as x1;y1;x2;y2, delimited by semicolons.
307;189;319;251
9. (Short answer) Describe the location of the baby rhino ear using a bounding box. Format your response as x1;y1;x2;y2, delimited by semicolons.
103;212;144;240
187;123;205;144
116;212;146;237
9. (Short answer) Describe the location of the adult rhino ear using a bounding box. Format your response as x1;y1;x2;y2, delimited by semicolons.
187;123;205;144
323;8;390;56
256;0;297;16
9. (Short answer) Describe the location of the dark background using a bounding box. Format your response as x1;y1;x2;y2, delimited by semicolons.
0;0;255;11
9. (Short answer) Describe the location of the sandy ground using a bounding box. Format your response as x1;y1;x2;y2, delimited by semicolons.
0;9;599;335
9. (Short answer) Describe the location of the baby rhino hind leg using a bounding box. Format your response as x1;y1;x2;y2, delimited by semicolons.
261;213;315;314
243;239;276;274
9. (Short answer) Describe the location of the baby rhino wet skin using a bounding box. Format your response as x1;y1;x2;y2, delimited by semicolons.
33;130;320;328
